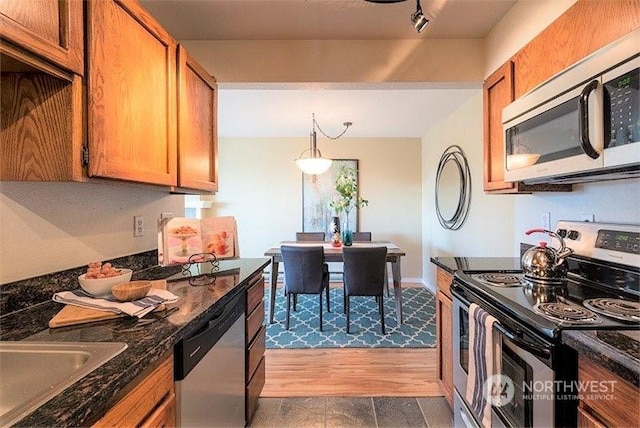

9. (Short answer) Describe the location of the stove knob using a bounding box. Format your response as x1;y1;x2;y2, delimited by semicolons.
567;230;579;240
557;229;567;238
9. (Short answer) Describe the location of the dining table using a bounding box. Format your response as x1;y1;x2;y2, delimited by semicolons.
263;241;407;325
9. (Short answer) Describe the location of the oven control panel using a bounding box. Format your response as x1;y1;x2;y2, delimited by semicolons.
555;221;640;267
595;229;640;254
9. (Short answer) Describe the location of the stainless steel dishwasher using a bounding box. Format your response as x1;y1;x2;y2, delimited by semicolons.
174;291;245;427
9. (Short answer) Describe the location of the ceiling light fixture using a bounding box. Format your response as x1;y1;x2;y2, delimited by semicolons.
411;0;429;33
295;113;352;175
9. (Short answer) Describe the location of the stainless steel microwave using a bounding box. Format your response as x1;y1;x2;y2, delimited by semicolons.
502;28;640;184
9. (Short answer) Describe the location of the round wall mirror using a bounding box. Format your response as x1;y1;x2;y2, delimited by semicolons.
435;145;471;230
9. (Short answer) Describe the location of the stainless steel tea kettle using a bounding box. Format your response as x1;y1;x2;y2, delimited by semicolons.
521;228;574;281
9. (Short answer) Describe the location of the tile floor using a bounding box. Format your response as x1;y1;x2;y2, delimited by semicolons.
248;396;453;428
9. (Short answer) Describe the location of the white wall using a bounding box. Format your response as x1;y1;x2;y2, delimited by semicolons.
211;136;423;280
515;179;640;250
422;93;517;288
0;182;183;283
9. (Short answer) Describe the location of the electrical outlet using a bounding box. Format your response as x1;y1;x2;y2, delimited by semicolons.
581;214;595;222
541;212;551;231
134;216;144;237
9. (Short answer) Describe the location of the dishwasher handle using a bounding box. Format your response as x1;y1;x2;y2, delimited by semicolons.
175;291;245;380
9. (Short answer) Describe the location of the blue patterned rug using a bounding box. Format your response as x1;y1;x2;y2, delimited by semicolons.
265;286;436;348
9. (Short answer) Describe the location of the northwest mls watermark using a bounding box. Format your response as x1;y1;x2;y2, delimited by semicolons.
484;375;618;406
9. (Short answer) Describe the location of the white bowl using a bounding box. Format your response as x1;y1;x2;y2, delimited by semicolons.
506;153;541;170
78;269;133;297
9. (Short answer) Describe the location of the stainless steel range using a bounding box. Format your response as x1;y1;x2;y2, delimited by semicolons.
451;221;639;428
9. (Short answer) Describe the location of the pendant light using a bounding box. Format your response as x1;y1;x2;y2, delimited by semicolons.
295;113;352;175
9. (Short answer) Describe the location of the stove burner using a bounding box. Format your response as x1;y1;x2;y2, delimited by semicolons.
523;275;567;287
583;298;640;322
533;302;601;324
474;273;523;287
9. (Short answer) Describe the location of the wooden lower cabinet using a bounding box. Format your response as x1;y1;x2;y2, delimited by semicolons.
140;392;176;428
435;268;454;407
577;355;639;428
94;355;175;427
245;272;266;423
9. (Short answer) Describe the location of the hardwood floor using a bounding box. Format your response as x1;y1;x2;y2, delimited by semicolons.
261;348;442;397
262;281;442;398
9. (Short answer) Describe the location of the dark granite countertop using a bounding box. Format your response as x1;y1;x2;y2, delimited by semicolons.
0;258;270;427
430;257;522;274
563;329;640;388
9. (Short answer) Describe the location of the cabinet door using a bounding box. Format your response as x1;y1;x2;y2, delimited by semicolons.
94;356;174;427
87;0;177;186
513;0;640;98
140;392;176;428
176;46;218;192
483;61;515;192
0;0;83;75
436;291;453;407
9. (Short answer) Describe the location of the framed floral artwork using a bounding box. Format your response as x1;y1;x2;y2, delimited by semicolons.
302;159;359;237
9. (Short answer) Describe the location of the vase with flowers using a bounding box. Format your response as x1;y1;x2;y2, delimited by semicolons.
329;166;368;246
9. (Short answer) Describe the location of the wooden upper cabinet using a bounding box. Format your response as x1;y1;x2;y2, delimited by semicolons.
0;0;84;75
513;0;640;98
176;45;219;192
86;0;177;186
481;0;639;194
483;61;514;192
1;73;84;182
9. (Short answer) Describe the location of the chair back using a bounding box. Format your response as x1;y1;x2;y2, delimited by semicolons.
281;245;327;294
352;232;372;241
343;246;387;296
296;232;326;241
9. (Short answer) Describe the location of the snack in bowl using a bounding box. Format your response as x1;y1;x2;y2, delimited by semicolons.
111;281;152;302
78;263;132;297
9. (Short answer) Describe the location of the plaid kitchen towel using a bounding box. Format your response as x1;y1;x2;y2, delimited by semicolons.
465;303;498;428
53;289;179;318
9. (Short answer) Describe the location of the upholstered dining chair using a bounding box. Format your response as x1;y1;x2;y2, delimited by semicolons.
342;246;388;334
351;232;390;297
351;232;372;241
281;245;331;331
339;231;373;312
286;232;327;302
296;232;326;241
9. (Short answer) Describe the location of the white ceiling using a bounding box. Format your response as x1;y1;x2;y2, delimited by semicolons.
141;0;517;138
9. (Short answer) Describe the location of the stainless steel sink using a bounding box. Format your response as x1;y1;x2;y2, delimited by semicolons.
0;341;127;427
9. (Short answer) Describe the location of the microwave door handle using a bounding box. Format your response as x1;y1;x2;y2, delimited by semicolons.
579;79;601;159
493;323;551;358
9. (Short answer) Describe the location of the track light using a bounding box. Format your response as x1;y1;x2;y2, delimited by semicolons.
411;0;429;33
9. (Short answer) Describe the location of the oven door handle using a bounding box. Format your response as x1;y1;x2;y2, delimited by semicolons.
493;323;551;358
